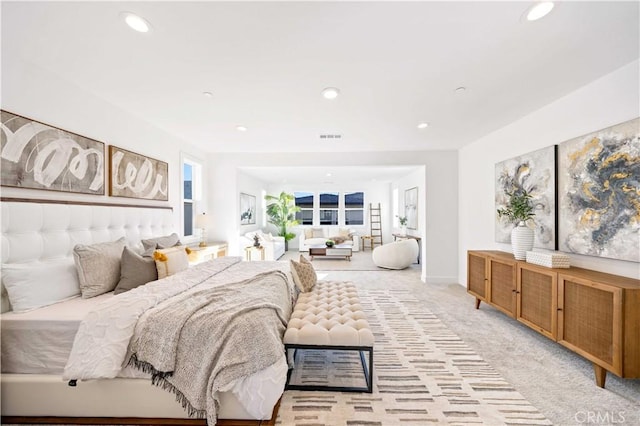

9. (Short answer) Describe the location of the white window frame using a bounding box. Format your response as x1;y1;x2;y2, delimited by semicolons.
319;191;339;226
181;155;202;238
344;191;365;226
294;191;314;226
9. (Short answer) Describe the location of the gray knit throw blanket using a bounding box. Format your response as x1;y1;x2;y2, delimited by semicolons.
128;270;291;424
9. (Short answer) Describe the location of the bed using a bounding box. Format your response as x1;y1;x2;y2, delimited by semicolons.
0;198;294;424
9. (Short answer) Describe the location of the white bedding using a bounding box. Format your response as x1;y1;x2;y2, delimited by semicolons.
1;293;113;374
1;257;293;420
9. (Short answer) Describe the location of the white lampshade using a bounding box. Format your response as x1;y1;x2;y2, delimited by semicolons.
195;213;210;229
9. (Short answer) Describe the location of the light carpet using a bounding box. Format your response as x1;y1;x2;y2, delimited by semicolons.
280;250;417;272
277;284;552;425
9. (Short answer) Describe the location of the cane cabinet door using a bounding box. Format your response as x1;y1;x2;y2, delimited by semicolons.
517;264;557;340
487;256;517;318
467;251;488;305
557;274;622;376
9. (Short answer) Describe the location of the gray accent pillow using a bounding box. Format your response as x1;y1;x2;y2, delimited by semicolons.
73;238;126;298
141;233;181;256
114;246;158;295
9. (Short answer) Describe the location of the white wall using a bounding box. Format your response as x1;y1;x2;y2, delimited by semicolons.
2;55;460;283
208;151;459;284
391;167;434;279
458;60;640;283
1;55;208;244
237;170;266;236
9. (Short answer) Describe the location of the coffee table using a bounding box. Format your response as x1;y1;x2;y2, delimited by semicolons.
308;244;352;261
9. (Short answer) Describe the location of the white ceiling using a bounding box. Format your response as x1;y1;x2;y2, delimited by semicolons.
240;165;422;185
2;1;638;155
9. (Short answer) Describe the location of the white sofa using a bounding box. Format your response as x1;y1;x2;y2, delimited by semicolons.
298;227;360;252
239;230;285;260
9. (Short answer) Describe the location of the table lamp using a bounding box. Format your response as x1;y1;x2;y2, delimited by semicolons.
194;212;210;247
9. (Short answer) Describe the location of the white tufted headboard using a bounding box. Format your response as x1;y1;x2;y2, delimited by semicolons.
1;198;175;312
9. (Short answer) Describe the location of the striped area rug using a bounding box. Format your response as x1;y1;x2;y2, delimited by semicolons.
277;286;551;425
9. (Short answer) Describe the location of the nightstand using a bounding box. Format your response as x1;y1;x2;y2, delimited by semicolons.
188;242;227;264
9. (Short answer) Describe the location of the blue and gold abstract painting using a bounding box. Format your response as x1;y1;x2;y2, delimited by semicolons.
558;118;639;262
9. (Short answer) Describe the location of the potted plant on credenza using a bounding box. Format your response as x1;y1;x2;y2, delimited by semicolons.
397;215;408;236
265;191;300;251
497;189;535;260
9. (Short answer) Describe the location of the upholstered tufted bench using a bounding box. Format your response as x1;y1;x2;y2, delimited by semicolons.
283;280;374;393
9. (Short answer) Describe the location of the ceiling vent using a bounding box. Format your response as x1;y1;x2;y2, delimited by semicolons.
319;134;342;139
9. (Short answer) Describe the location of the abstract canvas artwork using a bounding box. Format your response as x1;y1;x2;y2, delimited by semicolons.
558;118;639;262
404;187;418;230
240;192;256;225
109;146;168;201
495;146;556;249
0;110;104;194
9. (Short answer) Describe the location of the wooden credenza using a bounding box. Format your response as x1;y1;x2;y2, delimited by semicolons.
467;250;640;388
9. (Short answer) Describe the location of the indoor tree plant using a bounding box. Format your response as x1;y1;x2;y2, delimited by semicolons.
497;189;535;260
265;191;301;251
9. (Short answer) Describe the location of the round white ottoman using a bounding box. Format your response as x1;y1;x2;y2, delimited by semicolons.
372;239;419;270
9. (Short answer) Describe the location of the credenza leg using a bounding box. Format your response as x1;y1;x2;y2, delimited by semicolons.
475;298;481;309
593;364;607;388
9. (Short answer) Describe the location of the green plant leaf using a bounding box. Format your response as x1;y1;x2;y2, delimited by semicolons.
497;189;535;224
264;191;301;242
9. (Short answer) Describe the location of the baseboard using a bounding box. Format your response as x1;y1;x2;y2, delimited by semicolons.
424;276;458;284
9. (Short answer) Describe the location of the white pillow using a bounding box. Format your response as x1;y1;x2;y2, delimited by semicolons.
2;259;80;312
338;228;351;237
154;246;190;279
305;237;327;246
312;228;324;238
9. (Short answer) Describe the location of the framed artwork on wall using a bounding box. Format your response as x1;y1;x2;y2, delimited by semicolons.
240;192;256;225
109;146;168;201
404;187;418;230
558;117;639;263
495;146;557;250
0;110;105;195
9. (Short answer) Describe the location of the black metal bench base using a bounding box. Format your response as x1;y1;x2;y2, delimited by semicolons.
284;344;373;393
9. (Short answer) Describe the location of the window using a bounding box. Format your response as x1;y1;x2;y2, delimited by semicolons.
319;192;339;225
183;163;193;236
294;191;314;225
344;191;364;225
182;158;202;237
295;190;366;226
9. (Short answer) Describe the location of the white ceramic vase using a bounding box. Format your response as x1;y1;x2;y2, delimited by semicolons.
400;225;407;236
511;221;534;260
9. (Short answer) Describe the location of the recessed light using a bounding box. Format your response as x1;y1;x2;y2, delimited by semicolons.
120;12;152;33
203;91;213;98
417;122;429;129
326;173;332;177
322;87;340;100
455;86;467;94
525;2;554;21
236;125;247;132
